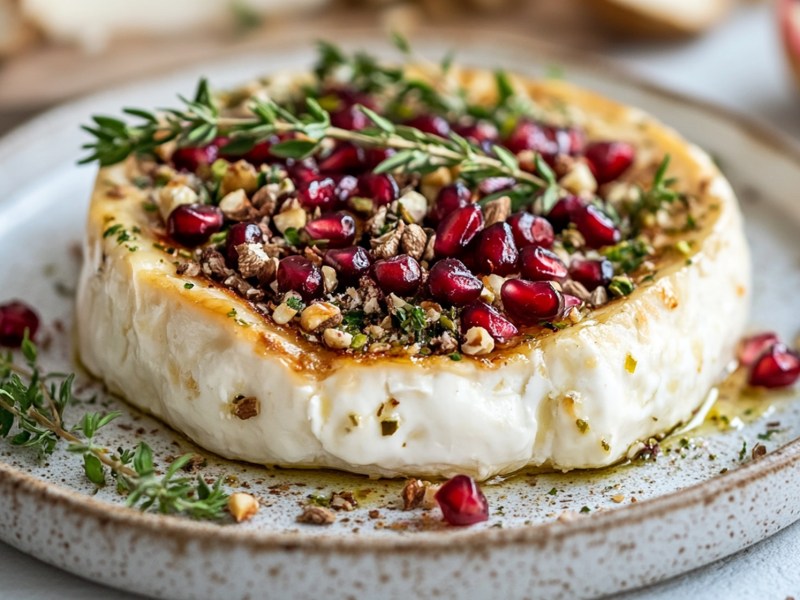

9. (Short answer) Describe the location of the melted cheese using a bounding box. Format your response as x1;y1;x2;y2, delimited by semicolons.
76;76;750;480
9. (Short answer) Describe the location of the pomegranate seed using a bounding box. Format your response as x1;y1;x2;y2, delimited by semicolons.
478;177;516;197
428;259;484;306
501;279;564;325
364;148;396;169
460;301;518;343
738;332;781;367
372;255;422;296
585;141;635;184
334;175;359;203
748;343;800;388
240;140;275;165
288;161;320;185
519;246;568;281
225;222;264;266
569;258;614;291
431;182;472;224
574;205;621;248
507;212;554;249
435;475;489;526
547;195;584;231
331;104;370;131
0;301;40;347
405;114;451;137
318;143;365;173
167;204;224;247
473;223;519;275
304;211;356;248
505;120;585;161
277;255;323;300
297;177;338;210
171;142;221;172
454;120;499;144
220;136;277;165
324;246;372;282
358;173;399;205
562;294;582;311
434;205;484;258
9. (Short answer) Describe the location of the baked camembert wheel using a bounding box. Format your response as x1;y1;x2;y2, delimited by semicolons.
77;44;750;480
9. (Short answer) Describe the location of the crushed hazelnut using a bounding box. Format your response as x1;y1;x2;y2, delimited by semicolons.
272;302;298;325
321;265;338;293
402;478;431;510
371;221;405;258
323;328;353;349
482;195;511;226
219;189;255;222
559;160;597;195
462;326;495;356
397;191;428;223
231;395;260;420
611;494;625;504
228;492;259;523
400;223;428;260
157;182;197;221
330;491;358;511
589;286;608;307
297;505;336;525
272;199;307;233
220;160;258;196
300;302;342;332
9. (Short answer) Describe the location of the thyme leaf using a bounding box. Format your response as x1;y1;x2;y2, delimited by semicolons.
0;338;230;521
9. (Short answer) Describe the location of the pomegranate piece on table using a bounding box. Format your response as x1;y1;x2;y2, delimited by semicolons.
435;475;490;526
0;301;40;348
737;332;780;367
748;343;800;389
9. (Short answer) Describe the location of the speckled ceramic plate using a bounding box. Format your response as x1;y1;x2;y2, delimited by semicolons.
1;31;799;600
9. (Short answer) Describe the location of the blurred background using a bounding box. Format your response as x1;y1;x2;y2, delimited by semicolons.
0;0;797;137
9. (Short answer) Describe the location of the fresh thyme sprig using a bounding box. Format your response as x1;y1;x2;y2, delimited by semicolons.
80;79;555;194
0;338;229;520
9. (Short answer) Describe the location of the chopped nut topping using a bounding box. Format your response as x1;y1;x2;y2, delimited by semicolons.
371;220;405;258
482;195;511;226
157;182;197;221
228;492;259;522
330;491;358;511
402;478;431;510
321;265;338;293
219;189;256;222
272;302;298;325
300;302;342;332
462;326;495;356
272;199;307;233
589;286;608;307
400;223;428;260
221;160;259;196
323;328;353;349
560;160;597;195
297;505;336;525
231;395;260;420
